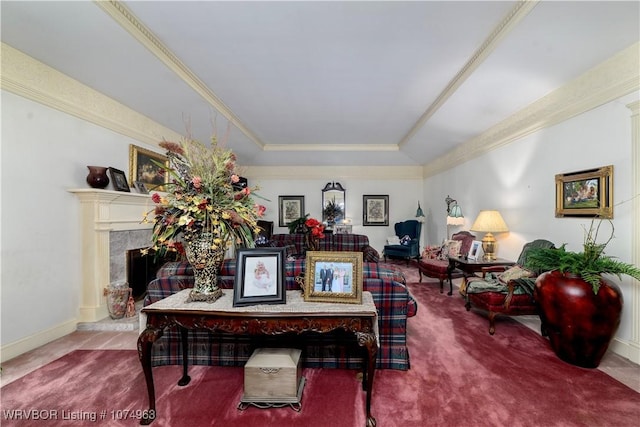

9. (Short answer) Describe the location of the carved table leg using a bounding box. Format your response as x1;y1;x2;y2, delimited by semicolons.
137;327;162;425
178;326;191;386
446;260;455;296
357;332;378;427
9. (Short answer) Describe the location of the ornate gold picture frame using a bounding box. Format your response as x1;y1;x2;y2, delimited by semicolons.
555;165;613;218
304;251;363;304
129;144;169;192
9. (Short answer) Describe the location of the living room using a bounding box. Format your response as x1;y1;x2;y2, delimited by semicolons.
1;1;639;425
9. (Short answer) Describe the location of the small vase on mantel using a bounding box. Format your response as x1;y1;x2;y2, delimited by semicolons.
86;166;110;189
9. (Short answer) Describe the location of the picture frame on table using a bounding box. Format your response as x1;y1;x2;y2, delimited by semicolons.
233;247;287;307
363;195;389;226
108;167;130;192
468;240;482;261
278;195;305;227
303;251;363;304
555;165;613;218
129;144;169;192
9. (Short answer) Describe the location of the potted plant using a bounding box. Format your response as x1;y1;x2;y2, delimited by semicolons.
525;220;640;368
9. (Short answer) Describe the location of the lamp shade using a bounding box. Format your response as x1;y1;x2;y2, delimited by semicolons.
446;204;464;225
470;210;509;233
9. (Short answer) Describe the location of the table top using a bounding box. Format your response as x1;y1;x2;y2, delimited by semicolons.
142;289;377;318
449;256;515;266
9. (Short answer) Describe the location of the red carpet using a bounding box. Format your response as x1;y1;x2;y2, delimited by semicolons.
1;276;638;426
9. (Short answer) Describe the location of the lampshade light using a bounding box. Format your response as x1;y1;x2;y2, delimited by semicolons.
446;204;464;225
470;210;509;260
415;202;425;222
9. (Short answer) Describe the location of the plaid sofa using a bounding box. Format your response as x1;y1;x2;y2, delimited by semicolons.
268;233;380;262
144;258;417;370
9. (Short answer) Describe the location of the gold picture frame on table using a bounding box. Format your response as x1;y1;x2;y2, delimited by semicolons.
304;251;363;304
129;144;169;192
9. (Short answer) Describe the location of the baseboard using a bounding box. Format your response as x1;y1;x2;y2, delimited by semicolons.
609;338;640;365
0;319;77;363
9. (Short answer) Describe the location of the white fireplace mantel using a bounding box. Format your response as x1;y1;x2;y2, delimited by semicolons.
69;189;154;322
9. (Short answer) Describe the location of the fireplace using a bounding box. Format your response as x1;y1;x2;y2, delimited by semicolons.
126;248;179;299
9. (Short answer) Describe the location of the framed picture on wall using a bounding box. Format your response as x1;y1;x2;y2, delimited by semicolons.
363;195;389;226
129;144;169;192
278;195;305;227
555;165;613;218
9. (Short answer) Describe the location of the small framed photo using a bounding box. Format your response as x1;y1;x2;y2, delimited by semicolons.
233;247;286;307
133;181;149;194
108;167;130;192
334;224;352;235
304;251;363;304
279;195;305;227
363;195;389;226
129;144;169;192
555;165;613;218
468;240;482;261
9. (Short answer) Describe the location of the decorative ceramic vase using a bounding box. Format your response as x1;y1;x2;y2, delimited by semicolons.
86;166;110;189
184;232;225;303
534;271;623;368
104;281;132;319
305;233;319;252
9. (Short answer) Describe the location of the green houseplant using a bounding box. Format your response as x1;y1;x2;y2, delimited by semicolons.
524;220;640;368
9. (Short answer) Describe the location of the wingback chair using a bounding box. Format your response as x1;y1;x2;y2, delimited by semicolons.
459;239;555;335
383;220;422;264
417;231;475;295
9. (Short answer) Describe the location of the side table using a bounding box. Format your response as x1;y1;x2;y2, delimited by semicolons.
446;256;515;296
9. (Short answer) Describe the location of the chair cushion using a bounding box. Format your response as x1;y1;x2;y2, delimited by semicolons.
417;259;449;273
498;265;534;284
387;236;401;245
437;239;462;260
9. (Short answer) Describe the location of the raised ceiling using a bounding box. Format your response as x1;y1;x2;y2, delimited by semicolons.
2;1;639;168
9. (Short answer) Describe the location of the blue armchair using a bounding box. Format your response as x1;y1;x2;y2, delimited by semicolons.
383;220;422;263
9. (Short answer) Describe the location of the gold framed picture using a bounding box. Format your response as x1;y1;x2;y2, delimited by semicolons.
304;251;363;304
129;144;169;192
555;165;613;218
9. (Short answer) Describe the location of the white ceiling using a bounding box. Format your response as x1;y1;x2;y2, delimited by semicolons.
2;1;639;167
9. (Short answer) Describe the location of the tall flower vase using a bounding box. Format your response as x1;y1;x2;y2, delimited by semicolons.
534;271;623;368
184;232;225;303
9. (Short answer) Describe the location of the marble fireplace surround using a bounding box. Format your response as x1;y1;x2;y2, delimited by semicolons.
69;189;155;322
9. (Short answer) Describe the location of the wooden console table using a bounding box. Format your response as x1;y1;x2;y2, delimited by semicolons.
446;256;515;295
138;289;379;427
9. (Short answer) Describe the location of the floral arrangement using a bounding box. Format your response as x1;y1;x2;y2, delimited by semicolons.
304;217;326;240
143;134;266;256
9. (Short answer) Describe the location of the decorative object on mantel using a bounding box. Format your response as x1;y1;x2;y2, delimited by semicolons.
470;210;509;260
525;219;640;368
108;167;131;192
144;131;267;303
86;166;110;189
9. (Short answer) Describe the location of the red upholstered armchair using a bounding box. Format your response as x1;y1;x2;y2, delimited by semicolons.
459;239;555;335
417;231;475;295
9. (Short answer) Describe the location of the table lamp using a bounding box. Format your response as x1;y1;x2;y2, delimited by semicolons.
470;210;509;260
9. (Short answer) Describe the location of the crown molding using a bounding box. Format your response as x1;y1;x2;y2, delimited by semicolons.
263;144;398;152
398;0;539;147
244;165;423;180
94;0;264;150
422;42;640;178
0;43;182;147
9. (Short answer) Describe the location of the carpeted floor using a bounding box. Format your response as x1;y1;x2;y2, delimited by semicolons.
2;268;638;426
